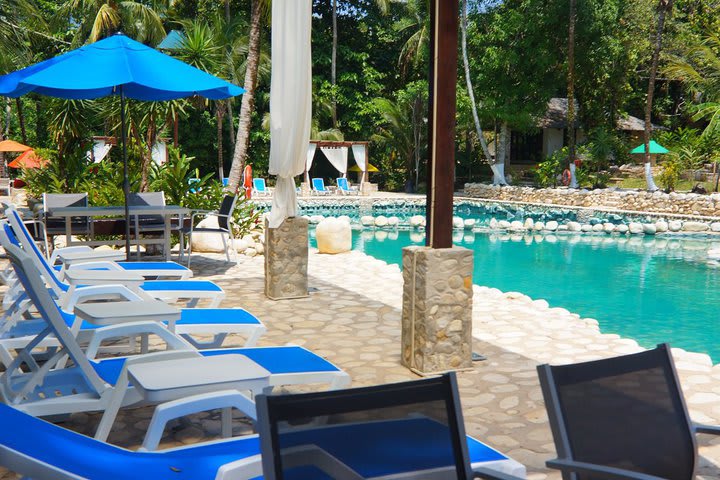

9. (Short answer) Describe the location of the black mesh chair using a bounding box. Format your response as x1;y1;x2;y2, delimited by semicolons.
257;373;522;480
537;343;720;480
181;194;237;267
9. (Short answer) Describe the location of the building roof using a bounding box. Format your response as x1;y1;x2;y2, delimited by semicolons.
537;98;651;131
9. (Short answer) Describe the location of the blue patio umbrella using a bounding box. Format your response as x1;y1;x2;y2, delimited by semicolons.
0;33;244;259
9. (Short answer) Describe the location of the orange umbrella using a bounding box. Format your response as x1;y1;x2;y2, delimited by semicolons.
8;150;47;169
0;140;31;152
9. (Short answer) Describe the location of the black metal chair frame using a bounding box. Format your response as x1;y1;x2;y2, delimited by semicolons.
257;372;520;480
182;194;238;267
538;343;720;480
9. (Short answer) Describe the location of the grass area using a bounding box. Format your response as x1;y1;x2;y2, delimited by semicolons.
611;177;718;192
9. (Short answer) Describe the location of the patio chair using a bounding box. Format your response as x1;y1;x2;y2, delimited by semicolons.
181;194;238;267
311;177;331;195
252;177;271;196
0;244;350;422
336;177;359;195
537;343;720;480
41;192;92;245
257;372;526;479
128;191;185;259
0;177;11;196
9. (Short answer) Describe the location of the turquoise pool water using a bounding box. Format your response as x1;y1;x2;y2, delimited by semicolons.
311;229;720;362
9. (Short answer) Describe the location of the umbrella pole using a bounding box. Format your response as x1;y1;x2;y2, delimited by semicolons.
120;87;132;261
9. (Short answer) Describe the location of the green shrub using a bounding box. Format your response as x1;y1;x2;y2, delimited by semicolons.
535;149;564;187
657;157;683;191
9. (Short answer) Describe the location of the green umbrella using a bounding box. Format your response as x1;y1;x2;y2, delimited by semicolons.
630;140;669;155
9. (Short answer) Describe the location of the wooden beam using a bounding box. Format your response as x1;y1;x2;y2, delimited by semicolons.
426;0;458;249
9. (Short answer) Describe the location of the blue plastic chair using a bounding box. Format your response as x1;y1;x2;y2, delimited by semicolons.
336;177;359;195
311;178;330;195
252;178;270;196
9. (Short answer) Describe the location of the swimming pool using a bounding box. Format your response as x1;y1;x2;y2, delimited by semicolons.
310;228;720;362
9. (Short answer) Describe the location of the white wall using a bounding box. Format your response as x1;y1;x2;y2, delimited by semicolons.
543;128;564;158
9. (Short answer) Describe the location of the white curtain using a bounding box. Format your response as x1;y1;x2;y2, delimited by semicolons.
86;139;112;163
351;144;367;172
267;0;313;228
320;146;348;175
306;143;317;171
151;141;167;165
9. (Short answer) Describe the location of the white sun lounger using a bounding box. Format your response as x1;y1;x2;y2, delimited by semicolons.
0;244;349;423
3;210;225;309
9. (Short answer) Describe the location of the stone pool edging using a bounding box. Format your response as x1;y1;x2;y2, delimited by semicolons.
254;195;720;238
464;183;720;217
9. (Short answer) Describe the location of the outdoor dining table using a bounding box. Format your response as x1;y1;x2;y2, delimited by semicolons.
47;205;190;261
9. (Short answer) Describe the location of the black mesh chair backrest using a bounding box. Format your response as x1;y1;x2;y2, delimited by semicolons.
128;191;165;226
538;344;696;480
217;195;237;231
43;193;90;233
257;373;473;480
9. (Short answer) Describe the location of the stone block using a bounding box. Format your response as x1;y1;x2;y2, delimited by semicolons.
264;217;309;300
401;246;473;375
316;217;351;254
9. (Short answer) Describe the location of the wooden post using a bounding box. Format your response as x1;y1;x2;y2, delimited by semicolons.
426;0;458;249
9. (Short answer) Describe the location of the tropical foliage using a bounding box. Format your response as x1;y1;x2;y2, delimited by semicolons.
2;0;720;195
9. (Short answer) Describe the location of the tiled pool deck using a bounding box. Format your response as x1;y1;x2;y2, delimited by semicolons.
1;249;720;478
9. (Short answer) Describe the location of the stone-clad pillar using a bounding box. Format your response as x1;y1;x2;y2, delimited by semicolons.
264;217;309;300
401;246;473;375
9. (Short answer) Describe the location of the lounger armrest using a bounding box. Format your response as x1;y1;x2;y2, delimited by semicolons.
546;459;666;480
66;260;124;272
85;321;194;360
49;245;93;265
141;389;257;451
472;466;524;480
695;423;720;436
63;284;149;311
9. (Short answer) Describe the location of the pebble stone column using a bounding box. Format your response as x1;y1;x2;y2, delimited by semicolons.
264;217;309;300
401;245;474;375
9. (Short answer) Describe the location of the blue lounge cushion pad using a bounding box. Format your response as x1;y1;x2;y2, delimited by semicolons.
176;309;260;326
0;407;506;479
90;346;339;385
140;281;222;293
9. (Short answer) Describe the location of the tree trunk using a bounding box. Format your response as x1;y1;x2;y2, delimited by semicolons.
141;124;156;192
227;0;263;194
644;0;675;191
331;0;338;128
227;99;236;148
173;112;179;148
461;0;502;184
567;0;577;188
216;103;226;181
15;98;27;145
225;0;231;21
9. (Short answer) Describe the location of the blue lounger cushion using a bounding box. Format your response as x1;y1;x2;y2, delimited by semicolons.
0;406;507;480
275;417;508;479
53;262;190;273
176;309;260;326
61;308;260;334
117;262;188;272
90;346;340;385
0;403;259;480
140;281;223;293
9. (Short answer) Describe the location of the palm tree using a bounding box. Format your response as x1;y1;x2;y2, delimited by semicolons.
396;0;430;75
567;0;577;188
461;0;501;184
176;13;246;181
372;93;426;192
227;0;268;194
63;0;166;45
643;0;675;191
